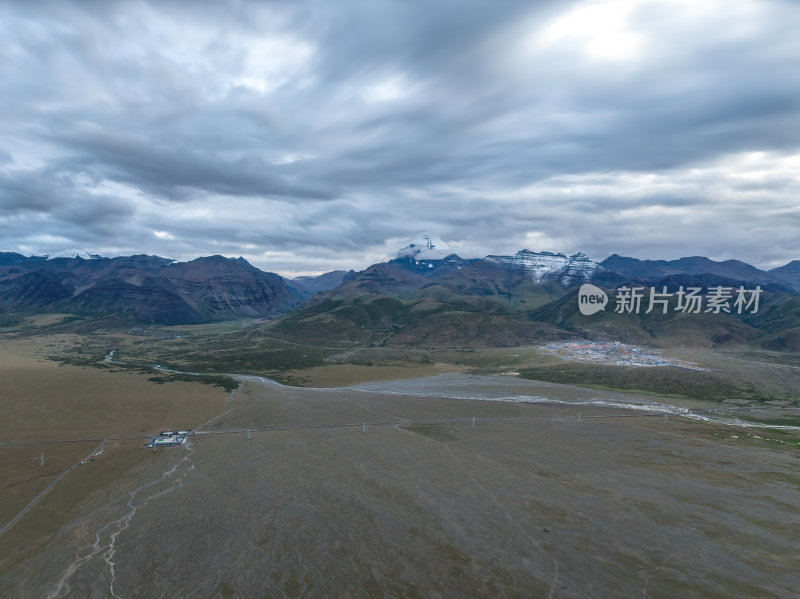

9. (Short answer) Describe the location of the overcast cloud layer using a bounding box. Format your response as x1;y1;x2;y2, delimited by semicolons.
2;0;799;275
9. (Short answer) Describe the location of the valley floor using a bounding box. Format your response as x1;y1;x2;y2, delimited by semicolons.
2;373;799;598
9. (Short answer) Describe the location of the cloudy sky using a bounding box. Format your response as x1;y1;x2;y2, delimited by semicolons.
2;0;799;275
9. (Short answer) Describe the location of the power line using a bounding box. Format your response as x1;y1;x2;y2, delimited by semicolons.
2;407;797;448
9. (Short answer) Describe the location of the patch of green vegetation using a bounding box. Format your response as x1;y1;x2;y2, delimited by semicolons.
517;363;772;403
737;350;800;368
47;338;240;392
147;373;238;392
263;293;569;349
734;415;800;427
49;354;113;369
266;296;408;346
269;373;310;386
157;345;335;374
752;435;800;450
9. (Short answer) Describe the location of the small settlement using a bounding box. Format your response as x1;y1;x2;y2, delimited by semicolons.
541;340;707;370
147;430;192;448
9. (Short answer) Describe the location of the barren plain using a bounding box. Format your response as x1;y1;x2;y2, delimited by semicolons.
0;334;229;572
2;366;799;598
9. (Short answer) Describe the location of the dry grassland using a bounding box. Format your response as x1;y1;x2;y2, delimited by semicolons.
0;335;229;569
2;376;797;597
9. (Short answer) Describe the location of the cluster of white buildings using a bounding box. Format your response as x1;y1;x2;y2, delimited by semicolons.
542;340;702;369
146;430;191;447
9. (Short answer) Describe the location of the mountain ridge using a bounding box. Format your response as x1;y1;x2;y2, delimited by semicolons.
263;250;800;351
0;253;300;325
2;250;799;343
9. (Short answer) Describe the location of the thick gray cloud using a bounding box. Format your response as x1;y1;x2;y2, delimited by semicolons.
1;0;799;275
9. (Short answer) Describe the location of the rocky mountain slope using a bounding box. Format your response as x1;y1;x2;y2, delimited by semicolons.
0;253;301;325
770;260;800;291
266;249;800;350
291;270;355;295
600;254;786;287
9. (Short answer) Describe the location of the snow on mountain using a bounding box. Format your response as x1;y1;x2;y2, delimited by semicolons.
484;250;600;285
46;249;102;260
558;252;601;286
396;234;450;260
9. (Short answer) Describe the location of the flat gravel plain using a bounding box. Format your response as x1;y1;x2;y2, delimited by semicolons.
2;375;799;598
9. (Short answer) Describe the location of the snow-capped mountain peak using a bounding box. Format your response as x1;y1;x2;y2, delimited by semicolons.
559;251;600;286
396;234;450;260
484;249;600;285
46;249;102;260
